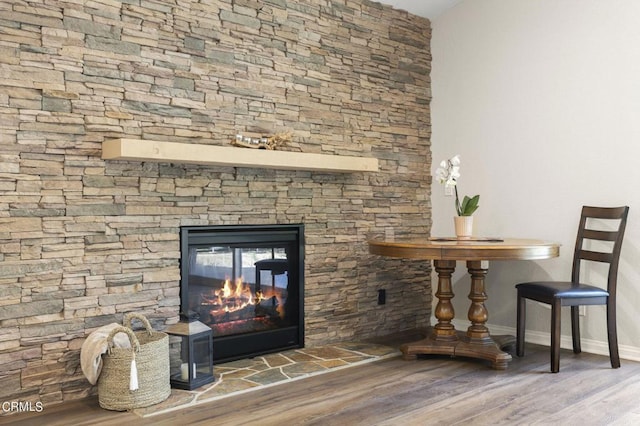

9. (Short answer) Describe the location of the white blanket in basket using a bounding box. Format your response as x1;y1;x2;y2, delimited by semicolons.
81;323;132;385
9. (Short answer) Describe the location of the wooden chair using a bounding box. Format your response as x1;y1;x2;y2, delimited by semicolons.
516;206;629;373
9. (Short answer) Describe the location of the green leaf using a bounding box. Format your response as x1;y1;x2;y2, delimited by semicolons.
459;194;479;216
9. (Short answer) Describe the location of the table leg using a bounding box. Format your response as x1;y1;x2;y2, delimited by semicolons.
401;259;458;360
465;260;490;342
454;260;512;369
432;259;457;341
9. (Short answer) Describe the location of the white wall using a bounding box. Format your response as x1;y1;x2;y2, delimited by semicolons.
431;0;640;359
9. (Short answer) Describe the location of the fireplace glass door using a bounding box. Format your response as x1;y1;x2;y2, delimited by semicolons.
180;225;304;362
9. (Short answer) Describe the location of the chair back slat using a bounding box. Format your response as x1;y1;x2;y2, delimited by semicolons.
571;206;629;293
582;205;628;220
578;249;613;263
582;229;618;242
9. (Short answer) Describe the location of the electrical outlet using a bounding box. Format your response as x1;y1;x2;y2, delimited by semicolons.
377;289;386;305
444;185;453;197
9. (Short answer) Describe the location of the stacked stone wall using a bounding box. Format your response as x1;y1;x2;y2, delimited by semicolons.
0;0;432;404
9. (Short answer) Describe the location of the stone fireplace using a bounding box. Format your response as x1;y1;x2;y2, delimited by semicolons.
180;224;304;362
0;0;432;407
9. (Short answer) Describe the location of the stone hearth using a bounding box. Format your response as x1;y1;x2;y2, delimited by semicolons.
135;342;400;418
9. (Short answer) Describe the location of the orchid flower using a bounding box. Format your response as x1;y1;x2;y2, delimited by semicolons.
435;155;479;217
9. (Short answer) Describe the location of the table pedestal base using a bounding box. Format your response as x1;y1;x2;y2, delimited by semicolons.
400;329;514;370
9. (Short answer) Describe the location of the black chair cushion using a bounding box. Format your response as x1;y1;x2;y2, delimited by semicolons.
516;281;609;299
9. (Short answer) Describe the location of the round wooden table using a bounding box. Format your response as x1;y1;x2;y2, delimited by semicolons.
368;237;560;369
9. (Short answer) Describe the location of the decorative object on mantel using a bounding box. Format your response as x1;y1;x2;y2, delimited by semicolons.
231;131;292;150
435;154;480;239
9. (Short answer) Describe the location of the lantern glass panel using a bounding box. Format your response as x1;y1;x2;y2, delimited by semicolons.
167;319;214;390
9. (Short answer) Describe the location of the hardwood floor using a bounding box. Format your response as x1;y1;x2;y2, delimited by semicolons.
5;342;640;426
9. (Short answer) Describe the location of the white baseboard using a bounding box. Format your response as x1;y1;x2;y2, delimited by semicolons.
431;317;640;362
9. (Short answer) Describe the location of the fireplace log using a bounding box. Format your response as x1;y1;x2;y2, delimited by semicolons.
207;302;280;324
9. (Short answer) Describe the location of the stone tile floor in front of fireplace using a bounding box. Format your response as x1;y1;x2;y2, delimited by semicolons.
134;342;400;418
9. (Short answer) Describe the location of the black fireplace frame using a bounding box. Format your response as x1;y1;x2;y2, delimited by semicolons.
179;224;305;363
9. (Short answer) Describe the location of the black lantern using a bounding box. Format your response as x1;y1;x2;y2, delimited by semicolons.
166;313;214;390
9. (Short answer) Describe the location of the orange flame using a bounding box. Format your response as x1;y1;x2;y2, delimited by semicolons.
212;277;255;313
204;276;284;321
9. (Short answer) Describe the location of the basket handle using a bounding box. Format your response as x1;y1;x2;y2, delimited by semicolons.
106;326;140;354
123;313;154;335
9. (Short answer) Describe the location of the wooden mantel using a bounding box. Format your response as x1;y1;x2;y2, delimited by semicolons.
102;139;379;173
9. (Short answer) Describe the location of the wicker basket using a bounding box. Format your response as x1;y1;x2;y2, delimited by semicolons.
98;313;171;411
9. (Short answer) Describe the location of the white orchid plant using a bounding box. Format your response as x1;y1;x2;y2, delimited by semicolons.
435;155;480;216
